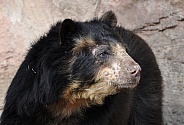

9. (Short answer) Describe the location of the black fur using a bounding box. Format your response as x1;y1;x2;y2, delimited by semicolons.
1;11;162;125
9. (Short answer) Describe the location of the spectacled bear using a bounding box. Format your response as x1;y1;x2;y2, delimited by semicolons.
0;11;163;125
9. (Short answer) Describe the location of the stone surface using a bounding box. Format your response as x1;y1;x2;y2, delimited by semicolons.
0;0;183;124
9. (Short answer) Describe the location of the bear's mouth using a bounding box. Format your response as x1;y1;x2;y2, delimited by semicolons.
108;75;141;89
113;82;138;89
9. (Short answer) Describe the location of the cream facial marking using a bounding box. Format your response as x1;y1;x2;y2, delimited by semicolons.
72;37;96;55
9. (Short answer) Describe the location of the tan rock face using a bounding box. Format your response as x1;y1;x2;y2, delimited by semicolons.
0;0;184;124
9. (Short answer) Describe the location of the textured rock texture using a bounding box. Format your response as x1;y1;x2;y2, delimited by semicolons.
0;0;183;124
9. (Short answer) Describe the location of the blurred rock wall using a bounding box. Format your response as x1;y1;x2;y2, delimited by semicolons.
0;0;184;124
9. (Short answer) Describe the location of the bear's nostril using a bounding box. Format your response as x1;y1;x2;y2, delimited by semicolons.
130;70;137;75
127;65;141;78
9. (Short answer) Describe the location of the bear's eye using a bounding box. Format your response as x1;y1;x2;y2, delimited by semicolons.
92;45;112;60
98;50;110;59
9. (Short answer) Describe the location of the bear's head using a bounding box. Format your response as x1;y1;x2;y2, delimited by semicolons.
48;11;141;117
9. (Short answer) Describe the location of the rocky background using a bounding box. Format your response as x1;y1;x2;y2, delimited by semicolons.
0;0;183;124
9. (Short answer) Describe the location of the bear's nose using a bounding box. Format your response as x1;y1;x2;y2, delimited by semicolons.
126;65;141;78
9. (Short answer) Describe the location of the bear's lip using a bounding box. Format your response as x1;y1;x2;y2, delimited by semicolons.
113;82;138;89
110;76;141;89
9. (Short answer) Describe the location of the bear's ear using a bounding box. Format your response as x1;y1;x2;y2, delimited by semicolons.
59;19;76;45
100;11;117;27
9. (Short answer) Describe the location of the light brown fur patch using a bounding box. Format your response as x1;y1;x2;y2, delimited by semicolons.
48;81;118;118
72;37;96;55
